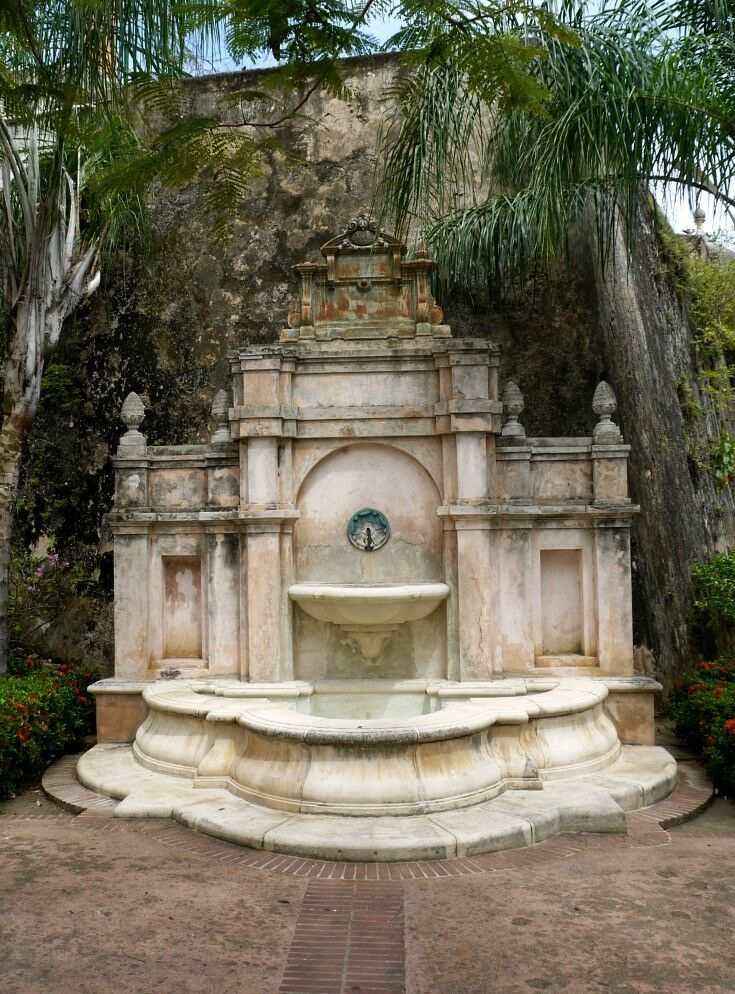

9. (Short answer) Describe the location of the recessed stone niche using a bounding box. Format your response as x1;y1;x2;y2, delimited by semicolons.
540;548;583;654
162;556;202;660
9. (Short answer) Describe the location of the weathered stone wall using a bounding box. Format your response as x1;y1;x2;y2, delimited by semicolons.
18;53;731;680
135;55;604;435
592;209;735;682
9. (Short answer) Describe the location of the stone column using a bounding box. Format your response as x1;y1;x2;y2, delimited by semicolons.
499;524;535;671
112;394;151;679
245;522;283;682
594;522;634;675
238;532;249;678
455;518;495;679
443;520;460;681
590;380;631;503
456;433;487;501
592;444;630;502
280;522;295;680
247;437;279;505
453;415;496;679
113;529;150;678
241;435;283;681
206;530;240;676
498;381;532;502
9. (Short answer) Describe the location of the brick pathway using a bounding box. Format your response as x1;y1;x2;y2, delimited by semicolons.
0;754;729;994
279;881;405;994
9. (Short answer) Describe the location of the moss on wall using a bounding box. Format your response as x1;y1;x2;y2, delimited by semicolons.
591;205;735;681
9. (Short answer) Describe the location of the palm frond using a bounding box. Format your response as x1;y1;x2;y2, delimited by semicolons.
379;0;735;293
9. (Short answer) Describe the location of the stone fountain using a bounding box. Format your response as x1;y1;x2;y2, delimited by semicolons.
80;217;675;860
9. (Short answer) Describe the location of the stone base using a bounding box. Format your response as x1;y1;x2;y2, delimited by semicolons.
91;680;151;743
602;679;658;745
77;743;676;861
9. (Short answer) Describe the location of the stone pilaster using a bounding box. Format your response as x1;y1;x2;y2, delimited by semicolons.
455;518;496;679
245;522;283;681
594;521;634;675
113;529;150;678
247;437;279;505
499;524;535;671
206;530;240;676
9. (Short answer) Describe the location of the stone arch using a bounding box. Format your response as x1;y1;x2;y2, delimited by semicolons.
294;441;444;585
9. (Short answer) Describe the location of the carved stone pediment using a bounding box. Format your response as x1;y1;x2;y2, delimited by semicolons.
283;215;446;341
320;215;404;253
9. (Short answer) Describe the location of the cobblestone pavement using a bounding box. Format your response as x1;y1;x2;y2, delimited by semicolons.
1;773;733;994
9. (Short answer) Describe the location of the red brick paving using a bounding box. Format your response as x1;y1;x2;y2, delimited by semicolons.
3;756;731;994
279;881;405;994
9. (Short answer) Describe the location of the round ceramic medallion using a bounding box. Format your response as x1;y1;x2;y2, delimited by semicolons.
347;508;390;552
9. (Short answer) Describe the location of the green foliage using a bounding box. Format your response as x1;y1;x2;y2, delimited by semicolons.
91;1;575;242
710;433;735;490
676;374;703;425
379;0;735;295
0;654;98;800
91;113;269;244
13;360;115;548
655;220;735;487
0;2;585;279
681;253;735;484
0;3;196;329
668;656;735;796
687;256;735;365
7;545;97;651
216;0;382;63
14;280;212;556
692;550;735;632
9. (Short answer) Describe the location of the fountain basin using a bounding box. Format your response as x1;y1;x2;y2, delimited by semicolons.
126;678;622;817
289;583;450;659
289;584;450;626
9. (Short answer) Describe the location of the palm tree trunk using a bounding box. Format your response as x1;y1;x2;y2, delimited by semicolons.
0;405;28;673
0;302;43;674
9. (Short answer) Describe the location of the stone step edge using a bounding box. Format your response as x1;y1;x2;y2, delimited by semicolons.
656;763;714;829
41;753;118;814
41;750;713;834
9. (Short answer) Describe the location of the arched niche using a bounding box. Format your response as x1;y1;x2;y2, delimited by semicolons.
294;442;444;585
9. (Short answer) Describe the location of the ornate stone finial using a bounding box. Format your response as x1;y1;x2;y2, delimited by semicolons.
501;380;525;437
592;381;621;441
415;239;430;260
693;204;706;235
342;215;379;248
210;388;231;445
119;391;146;452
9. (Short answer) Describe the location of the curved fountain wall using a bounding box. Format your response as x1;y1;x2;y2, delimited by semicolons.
132;678;621;817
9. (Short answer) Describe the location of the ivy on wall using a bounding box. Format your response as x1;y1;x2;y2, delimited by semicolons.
657;218;735;490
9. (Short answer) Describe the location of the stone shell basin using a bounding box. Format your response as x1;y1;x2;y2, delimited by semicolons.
288;583;450;659
131;678;622;818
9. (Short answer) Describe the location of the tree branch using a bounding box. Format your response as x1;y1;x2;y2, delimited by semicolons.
647;174;735;215
0;118;35;255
